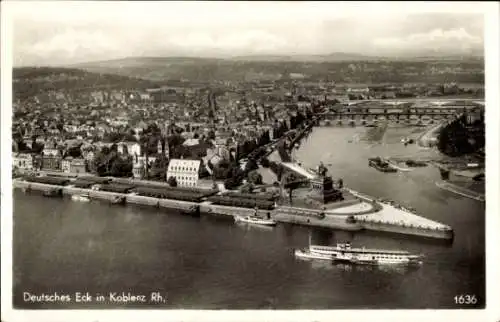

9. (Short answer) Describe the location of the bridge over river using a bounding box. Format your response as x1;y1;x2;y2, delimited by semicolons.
315;99;484;126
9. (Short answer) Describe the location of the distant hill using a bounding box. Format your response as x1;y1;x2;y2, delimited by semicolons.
230;52;382;62
70;55;484;84
13;67;160;100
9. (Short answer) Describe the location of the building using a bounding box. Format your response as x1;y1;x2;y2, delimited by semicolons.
41;156;61;171
70;158;86;174
214;138;232;161
128;142;142;157
157;139;169;156
132;158;144;179
139;93;151;102
63;157;86;174
13;153;33;172
118;141;141;156
82;150;95;163
166;159;201;187
61;157;72;173
42;141;60;157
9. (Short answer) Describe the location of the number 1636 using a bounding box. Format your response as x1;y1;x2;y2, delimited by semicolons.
454;295;477;305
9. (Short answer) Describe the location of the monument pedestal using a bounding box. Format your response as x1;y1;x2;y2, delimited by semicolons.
309;176;343;204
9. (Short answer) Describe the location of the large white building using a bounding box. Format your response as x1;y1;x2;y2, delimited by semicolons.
166;159;201;187
13;153;33;172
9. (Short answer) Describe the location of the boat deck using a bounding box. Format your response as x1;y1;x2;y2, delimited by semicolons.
311;245;411;255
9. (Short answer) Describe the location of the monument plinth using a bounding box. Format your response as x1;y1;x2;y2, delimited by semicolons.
309;175;343;204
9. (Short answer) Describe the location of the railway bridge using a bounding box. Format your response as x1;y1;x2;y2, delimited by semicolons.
315;101;484;126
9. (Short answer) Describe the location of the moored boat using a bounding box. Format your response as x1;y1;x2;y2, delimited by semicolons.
309;242;423;266
71;194;90;202
21;185;32;193
181;205;201;217
405;159;428;167
234;215;277;226
110;196;126;205
43;189;63;198
368;157;397;173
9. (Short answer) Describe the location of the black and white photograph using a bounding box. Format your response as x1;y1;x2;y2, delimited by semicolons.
1;1;499;321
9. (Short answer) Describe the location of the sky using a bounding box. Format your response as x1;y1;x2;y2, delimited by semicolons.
6;1;486;67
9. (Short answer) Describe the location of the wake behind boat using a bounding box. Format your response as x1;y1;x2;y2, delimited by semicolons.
234;215;277;227
294;248;335;261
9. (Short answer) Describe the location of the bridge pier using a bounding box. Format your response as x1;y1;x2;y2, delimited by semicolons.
317;104;483;127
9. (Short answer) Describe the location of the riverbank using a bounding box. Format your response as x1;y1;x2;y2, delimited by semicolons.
363;122;388;143
13;178;454;240
416;121;446;148
435;181;485;202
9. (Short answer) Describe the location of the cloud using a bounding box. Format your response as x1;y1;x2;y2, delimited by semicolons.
15;28;125;66
8;1;485;66
371;28;483;54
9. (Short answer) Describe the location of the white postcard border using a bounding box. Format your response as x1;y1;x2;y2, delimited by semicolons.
1;2;499;322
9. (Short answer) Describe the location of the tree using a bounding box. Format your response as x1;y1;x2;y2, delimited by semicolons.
207;130;216;141
240;183;254;194
247;170;263;185
283;172;301;203
245;158;259;172
31;141;44;154
224;176;241;190
110;156;133;177
437;115;481;157
167;176;178;187
261;157;270;168
56;122;64;133
167;134;185;148
65;146;83;158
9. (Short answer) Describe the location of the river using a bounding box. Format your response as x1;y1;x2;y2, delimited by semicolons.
13;126;485;309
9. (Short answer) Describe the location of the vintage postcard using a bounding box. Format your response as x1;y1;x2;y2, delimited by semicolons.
1;1;499;322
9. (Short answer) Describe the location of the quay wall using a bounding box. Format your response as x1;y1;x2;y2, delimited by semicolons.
274;206;363;231
200;203;257;217
13;180;451;240
88;190;122;202
200;202;364;231
63;186;92;196
126;194;159;207
277;206;322;216
159;199;197;212
14;181;61;192
273;212;363;231
359;220;454;240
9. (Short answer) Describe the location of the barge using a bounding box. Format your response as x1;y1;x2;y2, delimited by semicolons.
71;194;90;202
234;215;277;227
368;157;397;173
